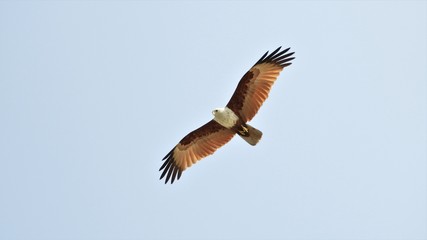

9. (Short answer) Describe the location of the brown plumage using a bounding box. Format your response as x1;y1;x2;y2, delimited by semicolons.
160;47;295;184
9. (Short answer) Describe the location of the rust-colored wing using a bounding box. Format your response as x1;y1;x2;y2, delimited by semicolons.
159;120;235;184
226;47;295;122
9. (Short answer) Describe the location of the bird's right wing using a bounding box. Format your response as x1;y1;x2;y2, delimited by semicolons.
160;120;235;184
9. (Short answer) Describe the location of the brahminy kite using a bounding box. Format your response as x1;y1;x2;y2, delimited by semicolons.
160;47;295;184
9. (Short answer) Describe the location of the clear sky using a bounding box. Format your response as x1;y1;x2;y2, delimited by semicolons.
0;1;426;240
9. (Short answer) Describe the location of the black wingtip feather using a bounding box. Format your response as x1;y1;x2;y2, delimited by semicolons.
162;148;173;161
159;147;182;184
267;46;282;59
171;167;179;184
281;62;293;68
159;159;169;171
165;164;174;183
277;57;295;65
255;46;295;68
159;159;173;178
256;51;269;65
177;170;182;180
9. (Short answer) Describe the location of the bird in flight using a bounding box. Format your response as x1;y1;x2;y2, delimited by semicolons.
160;46;295;184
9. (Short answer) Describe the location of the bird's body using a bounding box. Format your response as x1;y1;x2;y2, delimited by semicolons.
212;107;261;146
160;47;295;183
212;107;239;129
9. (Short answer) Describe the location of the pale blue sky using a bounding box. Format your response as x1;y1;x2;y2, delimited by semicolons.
0;1;426;240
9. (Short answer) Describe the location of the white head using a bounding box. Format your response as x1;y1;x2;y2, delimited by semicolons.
212;107;225;117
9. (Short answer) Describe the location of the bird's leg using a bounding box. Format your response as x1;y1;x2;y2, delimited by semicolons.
237;124;249;136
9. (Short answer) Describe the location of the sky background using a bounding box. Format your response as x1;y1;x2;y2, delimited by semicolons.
0;1;426;240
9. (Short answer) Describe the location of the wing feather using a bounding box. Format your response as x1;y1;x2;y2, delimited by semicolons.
160;120;235;184
226;47;295;122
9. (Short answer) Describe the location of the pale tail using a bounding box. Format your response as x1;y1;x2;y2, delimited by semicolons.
239;124;263;146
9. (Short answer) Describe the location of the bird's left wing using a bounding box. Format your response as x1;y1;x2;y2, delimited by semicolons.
226;47;295;122
160;120;235;184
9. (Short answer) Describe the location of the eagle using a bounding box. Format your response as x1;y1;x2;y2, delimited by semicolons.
160;46;295;184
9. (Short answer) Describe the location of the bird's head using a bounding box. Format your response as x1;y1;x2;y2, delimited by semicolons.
212;108;224;116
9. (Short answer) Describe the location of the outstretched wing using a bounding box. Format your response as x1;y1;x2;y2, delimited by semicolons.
226;47;295;122
160;120;235;184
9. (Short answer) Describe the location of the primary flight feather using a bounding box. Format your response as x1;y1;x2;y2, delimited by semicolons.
160;46;295;184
